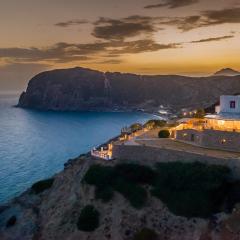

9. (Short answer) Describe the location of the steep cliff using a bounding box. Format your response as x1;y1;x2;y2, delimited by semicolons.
18;67;240;111
1;154;240;240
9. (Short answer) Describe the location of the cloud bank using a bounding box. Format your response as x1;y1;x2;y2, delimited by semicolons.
145;0;199;9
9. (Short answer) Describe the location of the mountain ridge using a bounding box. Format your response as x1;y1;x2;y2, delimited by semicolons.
214;68;240;76
18;67;240;112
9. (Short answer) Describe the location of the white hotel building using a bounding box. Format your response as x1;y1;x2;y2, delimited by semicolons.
173;95;240;152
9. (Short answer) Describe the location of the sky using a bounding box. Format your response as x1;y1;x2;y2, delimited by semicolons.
0;0;240;91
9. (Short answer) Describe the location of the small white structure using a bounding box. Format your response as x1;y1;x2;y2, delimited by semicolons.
91;144;113;160
215;105;220;114
219;95;240;114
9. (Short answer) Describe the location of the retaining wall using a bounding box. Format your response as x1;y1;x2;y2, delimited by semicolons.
112;144;240;179
175;129;240;152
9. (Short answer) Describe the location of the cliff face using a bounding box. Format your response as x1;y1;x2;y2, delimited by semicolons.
18;67;240;111
0;155;239;240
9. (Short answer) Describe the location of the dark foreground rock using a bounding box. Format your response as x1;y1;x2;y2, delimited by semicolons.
18;67;240;112
1;154;240;240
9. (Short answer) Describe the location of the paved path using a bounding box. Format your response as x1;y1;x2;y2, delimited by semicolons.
115;128;240;159
135;138;240;159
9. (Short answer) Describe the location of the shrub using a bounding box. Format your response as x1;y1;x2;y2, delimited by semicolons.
133;228;158;240
83;163;235;217
151;162;230;218
112;178;147;209
194;109;205;118
31;178;54;194
223;181;240;212
95;186;114;202
114;163;156;185
83;164;149;208
77;205;99;232
6;216;17;228
158;130;170;138
130;123;143;132
144;120;166;129
83;165;114;186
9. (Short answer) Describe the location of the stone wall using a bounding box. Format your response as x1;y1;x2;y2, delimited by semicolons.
175;129;202;145
112;144;240;179
201;129;240;152
175;129;240;152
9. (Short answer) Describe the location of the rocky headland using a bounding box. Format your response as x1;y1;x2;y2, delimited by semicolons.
18;67;240;112
1;151;240;240
2;67;240;240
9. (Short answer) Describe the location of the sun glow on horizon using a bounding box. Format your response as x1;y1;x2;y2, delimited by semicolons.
0;0;240;90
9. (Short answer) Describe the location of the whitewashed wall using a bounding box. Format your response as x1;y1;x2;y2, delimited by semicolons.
220;95;240;113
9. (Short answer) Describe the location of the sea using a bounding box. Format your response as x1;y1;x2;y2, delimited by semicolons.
0;93;157;204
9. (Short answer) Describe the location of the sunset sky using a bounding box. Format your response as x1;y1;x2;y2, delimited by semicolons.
0;0;240;91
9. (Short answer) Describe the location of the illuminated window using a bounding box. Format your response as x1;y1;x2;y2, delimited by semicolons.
219;120;225;125
230;101;236;109
221;139;227;144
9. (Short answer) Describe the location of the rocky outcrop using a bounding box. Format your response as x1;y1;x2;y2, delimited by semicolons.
1;154;240;240
18;67;240;112
214;68;240;77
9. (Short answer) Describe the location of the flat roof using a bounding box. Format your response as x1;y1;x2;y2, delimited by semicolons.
205;113;240;121
177;118;192;123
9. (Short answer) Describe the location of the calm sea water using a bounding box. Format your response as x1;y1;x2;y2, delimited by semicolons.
0;94;155;204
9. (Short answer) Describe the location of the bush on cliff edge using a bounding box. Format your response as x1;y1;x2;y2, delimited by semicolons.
151;162;230;218
83;162;234;218
77;205;99;232
158;129;170;138
133;228;158;240
83;164;151;208
31;178;54;194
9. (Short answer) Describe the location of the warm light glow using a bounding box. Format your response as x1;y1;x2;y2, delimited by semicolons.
175;117;240;133
219;120;225;125
1;1;240;91
221;139;227;144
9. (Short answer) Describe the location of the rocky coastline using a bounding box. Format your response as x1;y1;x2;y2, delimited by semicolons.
0;159;237;240
2;67;240;239
17;67;240;113
1;134;240;239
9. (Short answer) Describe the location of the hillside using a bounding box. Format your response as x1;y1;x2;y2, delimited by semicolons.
18;67;240;112
1;154;240;240
214;68;240;76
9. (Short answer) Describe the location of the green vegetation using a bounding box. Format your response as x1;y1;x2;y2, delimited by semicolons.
113;178;147;208
180;108;206;118
83;163;153;208
83;165;114;186
77;205;99;232
83;162;236;218
133;228;158;240
144;119;166;129
6;216;17;228
151;162;230;218
130;123;143;132
223;180;240;212
158;129;170;138
95;186;114;203
31;178;54;194
114;163;156;185
84;165;115;202
194;108;205;118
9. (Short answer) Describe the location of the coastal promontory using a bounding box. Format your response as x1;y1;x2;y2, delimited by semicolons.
18;67;240;112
